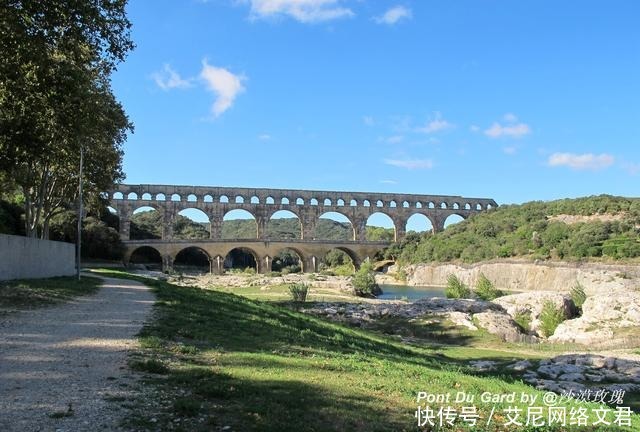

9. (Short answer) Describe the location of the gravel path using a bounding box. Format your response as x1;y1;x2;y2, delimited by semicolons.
0;276;155;431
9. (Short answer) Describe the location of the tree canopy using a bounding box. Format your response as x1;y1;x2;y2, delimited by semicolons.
0;0;134;237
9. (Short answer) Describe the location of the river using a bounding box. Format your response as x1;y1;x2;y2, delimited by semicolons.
377;284;446;301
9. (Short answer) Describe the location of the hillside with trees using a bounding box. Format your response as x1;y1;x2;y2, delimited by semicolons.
383;195;640;264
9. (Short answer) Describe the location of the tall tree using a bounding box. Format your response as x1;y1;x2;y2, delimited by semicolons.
0;0;134;237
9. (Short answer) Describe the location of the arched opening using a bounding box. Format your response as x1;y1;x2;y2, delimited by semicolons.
389;201;397;208
363;200;371;207
141;193;152;200
156;193;166;201
204;194;214;203
271;248;303;274
337;199;345;206
220;195;229;203
113;192;124;200
310;198;318;206
174;247;211;274
320;248;355;276
268;210;301;240
251;196;260;204
128;246;162;271
487;203;494;210
296;198;304;205
222;209;257;239
130;206;161;240
476;203;482;210
376;200;384;208
416;202;423;209
174;208;210;240
402;201;410;208
266;196;275;205
315;212;354;241
406;214;434;234
224;247;258;273
444;214;465;228
366;212;395;241
323;198;332;206
452;202;460;210
171;193;181;202
464;203;471;210
235;195;244;204
187;194;197;202
428;202;435;209
350;199;357;207
281;197;290;205
127;192;138;200
440;202;447;209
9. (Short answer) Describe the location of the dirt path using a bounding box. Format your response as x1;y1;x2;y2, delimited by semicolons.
0;276;155;432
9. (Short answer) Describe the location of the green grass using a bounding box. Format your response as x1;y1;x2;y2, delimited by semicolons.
94;269;640;431
209;283;357;303
0;276;101;311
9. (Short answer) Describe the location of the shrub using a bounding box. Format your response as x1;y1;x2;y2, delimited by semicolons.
539;300;565;337
474;273;504;300
351;259;379;297
513;310;532;333
288;283;309;302
445;274;471;299
570;281;587;309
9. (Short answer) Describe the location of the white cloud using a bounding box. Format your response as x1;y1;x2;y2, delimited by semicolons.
374;5;412;25
200;60;245;117
380;179;398;184
384;158;434;170
258;133;272;140
503;113;518;122
151;64;192;90
386;135;404;144
363;115;375;126
548;152;615;170
623;162;640;175
415;112;453;134
247;0;354;23
484;122;531;138
470;125;481;133
503;146;517;155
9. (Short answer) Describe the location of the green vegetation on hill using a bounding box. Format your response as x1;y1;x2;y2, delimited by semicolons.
384;195;640;264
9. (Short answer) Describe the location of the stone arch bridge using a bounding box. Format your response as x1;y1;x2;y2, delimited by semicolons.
106;184;497;273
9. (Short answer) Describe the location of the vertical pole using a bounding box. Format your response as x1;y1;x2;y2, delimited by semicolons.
76;146;84;281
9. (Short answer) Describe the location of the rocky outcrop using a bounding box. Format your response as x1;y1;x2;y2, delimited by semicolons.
473;311;523;342
494;291;577;337
550;290;640;346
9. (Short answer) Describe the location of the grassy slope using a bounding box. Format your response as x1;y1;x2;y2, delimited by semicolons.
0;276;101;312
95;270;638;431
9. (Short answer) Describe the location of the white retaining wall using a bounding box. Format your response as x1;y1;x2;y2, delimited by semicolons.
0;234;76;280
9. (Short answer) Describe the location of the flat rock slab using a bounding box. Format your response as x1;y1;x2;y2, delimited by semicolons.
0;276;154;432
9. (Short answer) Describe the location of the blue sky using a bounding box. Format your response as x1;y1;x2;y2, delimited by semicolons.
113;0;639;229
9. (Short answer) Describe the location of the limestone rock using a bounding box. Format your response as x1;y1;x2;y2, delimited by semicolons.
473;310;523;342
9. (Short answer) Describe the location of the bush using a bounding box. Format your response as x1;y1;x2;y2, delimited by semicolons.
513;310;532;333
474;273;503;300
351;259;379;297
570;281;587;309
288;283;309;302
445;274;471;299
539;300;565;337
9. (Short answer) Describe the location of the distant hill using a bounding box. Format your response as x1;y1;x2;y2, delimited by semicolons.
383;195;640;264
130;212;394;241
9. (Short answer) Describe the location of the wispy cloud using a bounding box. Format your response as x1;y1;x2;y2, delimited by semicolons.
200;60;245;117
384;158;434;170
415;112;453;134
363;115;375;126
484;113;531;138
380;179;398;184
548;152;614;170
503;146;517;155
151;64;192;90
258;133;272;140
623;162;640;175
374;5;412;25
247;0;354;23
385;135;404;144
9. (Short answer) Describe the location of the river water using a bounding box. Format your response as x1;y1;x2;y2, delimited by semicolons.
377;284;446;301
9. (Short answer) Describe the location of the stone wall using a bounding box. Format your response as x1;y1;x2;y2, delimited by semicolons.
0;234;76;280
396;261;640;295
